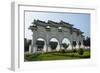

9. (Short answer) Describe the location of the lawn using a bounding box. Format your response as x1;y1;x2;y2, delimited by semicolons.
24;50;90;61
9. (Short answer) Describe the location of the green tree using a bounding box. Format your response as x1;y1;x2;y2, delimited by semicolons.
49;42;58;50
24;38;32;52
36;40;45;51
62;43;69;50
83;37;90;49
78;48;84;55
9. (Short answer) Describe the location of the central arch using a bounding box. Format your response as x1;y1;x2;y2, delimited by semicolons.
49;38;60;51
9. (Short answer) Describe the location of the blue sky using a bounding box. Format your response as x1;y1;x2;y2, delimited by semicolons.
25;11;90;39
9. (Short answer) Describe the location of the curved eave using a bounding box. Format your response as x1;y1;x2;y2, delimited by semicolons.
30;20;84;34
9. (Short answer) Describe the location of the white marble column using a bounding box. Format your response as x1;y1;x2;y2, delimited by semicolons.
31;30;37;53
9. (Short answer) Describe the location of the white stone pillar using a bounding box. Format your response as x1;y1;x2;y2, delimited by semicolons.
31;30;37;53
71;34;73;50
59;39;62;51
46;32;49;52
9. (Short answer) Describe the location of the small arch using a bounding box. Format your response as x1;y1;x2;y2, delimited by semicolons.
77;41;82;49
72;40;77;49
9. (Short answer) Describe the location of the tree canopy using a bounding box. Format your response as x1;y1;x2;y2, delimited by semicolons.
83;37;90;47
49;41;58;50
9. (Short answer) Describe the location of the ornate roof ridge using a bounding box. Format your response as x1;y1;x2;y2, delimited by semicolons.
31;19;83;34
48;20;59;24
60;20;73;26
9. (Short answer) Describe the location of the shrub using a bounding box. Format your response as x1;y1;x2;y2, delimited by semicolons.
78;48;84;55
71;54;74;57
62;43;69;50
61;49;66;53
24;53;41;61
73;49;77;53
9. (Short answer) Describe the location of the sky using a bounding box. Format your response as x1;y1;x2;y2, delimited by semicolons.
25;11;90;40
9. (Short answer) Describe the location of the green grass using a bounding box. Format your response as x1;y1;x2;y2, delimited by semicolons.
24;50;90;61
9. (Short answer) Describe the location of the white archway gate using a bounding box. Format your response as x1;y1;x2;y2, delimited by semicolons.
29;20;84;53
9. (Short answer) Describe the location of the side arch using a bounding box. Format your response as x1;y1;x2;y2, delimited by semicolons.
35;36;47;52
